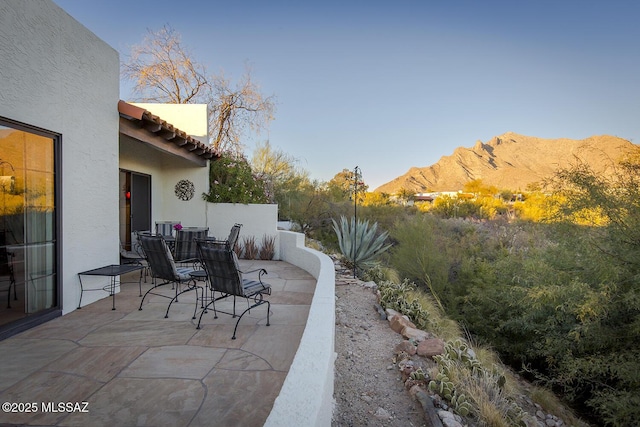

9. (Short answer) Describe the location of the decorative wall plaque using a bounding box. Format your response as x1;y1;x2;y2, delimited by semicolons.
174;179;195;201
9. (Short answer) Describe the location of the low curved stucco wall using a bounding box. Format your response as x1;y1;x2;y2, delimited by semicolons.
264;230;336;427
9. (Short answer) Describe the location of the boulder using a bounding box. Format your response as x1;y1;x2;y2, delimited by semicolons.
401;326;431;342
416;338;445;357
389;315;416;335
395;340;417;356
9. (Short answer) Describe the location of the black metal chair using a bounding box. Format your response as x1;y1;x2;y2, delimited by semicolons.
155;221;180;238
227;223;242;250
195;239;271;339
173;227;209;266
119;232;148;295
137;233;202;319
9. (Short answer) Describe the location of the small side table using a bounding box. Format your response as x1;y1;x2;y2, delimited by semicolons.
78;264;144;310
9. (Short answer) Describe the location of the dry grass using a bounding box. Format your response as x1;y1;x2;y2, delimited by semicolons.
530;386;588;427
233;241;242;258
459;369;522;427
406;288;462;341
242;236;258;260
259;235;276;260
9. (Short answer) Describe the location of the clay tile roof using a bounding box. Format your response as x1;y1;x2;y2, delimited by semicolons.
118;100;219;162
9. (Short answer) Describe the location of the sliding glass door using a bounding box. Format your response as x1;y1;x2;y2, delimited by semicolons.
0;119;59;335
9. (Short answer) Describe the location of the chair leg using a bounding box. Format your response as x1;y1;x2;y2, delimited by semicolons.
138;279;171;310
196;298;219;329
192;285;204;320
231;300;270;340
165;280;200;318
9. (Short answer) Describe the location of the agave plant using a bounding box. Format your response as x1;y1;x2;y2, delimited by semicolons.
332;216;392;271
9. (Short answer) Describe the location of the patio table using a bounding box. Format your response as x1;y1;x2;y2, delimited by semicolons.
77;264;143;310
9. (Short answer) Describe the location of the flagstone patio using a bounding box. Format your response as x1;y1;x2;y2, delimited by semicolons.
0;259;316;427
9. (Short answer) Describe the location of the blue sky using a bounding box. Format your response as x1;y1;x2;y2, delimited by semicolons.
54;0;640;189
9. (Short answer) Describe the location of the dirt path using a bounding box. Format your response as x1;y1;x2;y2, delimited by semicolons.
332;276;428;427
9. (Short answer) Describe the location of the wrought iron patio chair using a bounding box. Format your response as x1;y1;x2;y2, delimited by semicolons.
173;227;209;266
137;232;202;319
155;221;180;238
195;239;271;339
227;223;242;251
119;232;149;295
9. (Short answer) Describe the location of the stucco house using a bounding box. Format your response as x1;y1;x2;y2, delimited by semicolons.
0;0;280;339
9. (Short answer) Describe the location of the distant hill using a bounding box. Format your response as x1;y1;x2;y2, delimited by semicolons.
375;132;637;193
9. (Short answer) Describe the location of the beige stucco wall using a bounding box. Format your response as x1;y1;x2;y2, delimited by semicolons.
119;137;211;230
0;0;120;312
119;103;212;230
204;203;279;259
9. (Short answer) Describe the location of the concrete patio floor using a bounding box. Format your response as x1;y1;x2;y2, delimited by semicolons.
0;259;316;427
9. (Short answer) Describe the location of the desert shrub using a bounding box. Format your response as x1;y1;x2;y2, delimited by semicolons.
242;236;258;260
233;241;242;258
203;154;267;204
388;214;485;311
360;264;400;284
258;234;275;260
428;339;525;424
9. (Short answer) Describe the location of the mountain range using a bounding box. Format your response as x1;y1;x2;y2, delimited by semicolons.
375;132;637;193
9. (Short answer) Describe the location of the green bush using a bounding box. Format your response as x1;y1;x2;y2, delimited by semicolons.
203;154;267;204
384;207;640;426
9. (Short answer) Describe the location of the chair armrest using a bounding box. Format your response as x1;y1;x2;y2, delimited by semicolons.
175;257;202;270
240;268;268;282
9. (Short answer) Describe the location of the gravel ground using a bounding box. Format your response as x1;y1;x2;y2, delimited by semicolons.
332;275;428;427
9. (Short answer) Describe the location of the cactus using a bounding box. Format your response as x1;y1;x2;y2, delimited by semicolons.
332;216;391;271
410;367;426;381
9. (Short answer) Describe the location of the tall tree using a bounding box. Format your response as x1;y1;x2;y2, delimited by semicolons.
251;141;303;200
210;69;275;156
122;25;275;155
122;25;210;103
326;168;368;203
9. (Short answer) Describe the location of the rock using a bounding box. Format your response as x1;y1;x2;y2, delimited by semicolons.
362;280;377;289
411;387;445;427
438;410;463;427
401;326;430;342
386;308;401;319
394;340;417;356
408;384;422;399
522;414;545;427
438;409;455;420
417;338;445;357
373;407;391;420
373;302;387;320
389;314;416;334
442;418;463;427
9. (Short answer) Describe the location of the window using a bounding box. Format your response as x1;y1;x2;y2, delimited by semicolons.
0;118;59;336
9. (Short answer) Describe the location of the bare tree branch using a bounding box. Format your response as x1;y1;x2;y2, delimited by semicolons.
122;26;275;155
209;66;276;156
122;24;210;103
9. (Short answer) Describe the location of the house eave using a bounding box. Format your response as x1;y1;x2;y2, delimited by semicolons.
118;100;219;167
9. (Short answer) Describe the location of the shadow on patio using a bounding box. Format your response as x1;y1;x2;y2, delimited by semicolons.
0;259;316;427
